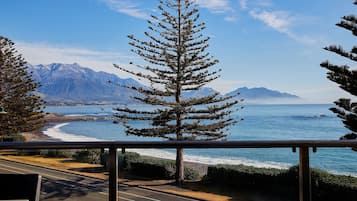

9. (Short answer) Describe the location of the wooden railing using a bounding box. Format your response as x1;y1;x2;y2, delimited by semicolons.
0;140;356;201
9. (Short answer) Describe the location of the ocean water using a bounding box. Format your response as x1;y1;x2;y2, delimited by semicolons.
44;104;357;176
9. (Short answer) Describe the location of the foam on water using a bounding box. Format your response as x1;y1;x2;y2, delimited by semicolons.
64;114;84;117
130;148;292;169
65;113;109;117
43;123;290;169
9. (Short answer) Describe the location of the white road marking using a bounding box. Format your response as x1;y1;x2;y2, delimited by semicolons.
0;166;24;174
0;161;197;201
133;187;197;201
0;163;66;180
120;197;135;201
120;191;161;201
0;159;103;182
0;163;99;188
100;191;161;201
0;163;133;201
99;192;135;201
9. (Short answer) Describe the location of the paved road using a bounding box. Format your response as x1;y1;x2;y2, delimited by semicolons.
0;159;198;201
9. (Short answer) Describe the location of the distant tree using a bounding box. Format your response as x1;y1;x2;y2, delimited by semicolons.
0;36;44;140
320;1;357;146
113;0;241;185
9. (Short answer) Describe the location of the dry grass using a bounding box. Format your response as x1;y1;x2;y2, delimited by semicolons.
0;155;108;179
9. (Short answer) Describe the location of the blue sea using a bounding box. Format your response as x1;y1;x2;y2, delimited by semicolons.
44;104;356;176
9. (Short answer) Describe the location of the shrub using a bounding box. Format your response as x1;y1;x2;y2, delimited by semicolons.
184;166;200;180
0;134;25;142
116;152;199;180
207;164;286;188
40;149;73;158
119;152;140;170
16;149;41;156
73;149;101;164
130;161;173;179
311;168;357;201
206;164;357;201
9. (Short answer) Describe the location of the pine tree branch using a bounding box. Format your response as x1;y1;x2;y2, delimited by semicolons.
324;45;357;62
114;107;162;115
337;16;357;36
320;61;357;96
187;101;243;114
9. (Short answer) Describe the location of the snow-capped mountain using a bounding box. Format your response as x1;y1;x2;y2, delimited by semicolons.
27;63;300;105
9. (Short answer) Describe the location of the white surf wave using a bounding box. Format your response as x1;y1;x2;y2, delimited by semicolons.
65;113;109;117
43;123;290;169
64;114;84;117
43;123;102;142
42;123;357;177
129;148;291;169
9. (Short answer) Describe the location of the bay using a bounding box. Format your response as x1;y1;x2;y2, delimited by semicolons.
44;104;356;176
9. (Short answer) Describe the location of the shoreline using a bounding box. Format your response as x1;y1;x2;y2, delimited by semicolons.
34;119;292;169
24;114;292;173
22;113;357;178
22;112;106;142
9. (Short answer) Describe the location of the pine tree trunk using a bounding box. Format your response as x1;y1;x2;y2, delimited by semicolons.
175;147;184;186
175;0;184;187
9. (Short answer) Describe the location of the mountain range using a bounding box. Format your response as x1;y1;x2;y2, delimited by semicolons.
27;63;300;105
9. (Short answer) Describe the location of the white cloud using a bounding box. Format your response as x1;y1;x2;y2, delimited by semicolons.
224;16;238;22
254;0;272;7
102;0;149;19
249;9;318;45
15;41;134;78
239;0;248;10
195;0;233;13
249;9;291;32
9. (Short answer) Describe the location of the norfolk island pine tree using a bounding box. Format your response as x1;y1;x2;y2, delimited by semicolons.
113;0;242;185
320;1;357;149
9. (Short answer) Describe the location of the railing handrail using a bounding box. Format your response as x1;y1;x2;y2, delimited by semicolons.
1;140;356;201
0;140;356;149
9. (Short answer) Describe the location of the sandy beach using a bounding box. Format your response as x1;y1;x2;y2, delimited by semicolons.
22;112;105;142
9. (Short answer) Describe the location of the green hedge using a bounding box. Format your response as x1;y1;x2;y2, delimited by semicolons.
118;152;199;180
206;164;287;188
40;149;73;158
206;164;357;201
72;149;102;164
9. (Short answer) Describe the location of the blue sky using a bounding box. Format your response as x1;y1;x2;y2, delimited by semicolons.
1;0;356;103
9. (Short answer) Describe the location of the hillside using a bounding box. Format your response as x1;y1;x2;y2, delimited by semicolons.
227;87;300;103
28;63;141;104
28;63;300;105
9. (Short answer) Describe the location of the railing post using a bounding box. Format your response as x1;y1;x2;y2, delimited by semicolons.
299;146;311;201
109;147;118;201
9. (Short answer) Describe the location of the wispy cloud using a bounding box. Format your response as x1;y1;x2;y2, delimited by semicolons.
195;0;233;13
239;0;248;10
249;9;291;32
102;0;149;19
249;9;318;44
15;41;134;77
254;0;272;7
224;16;238;22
